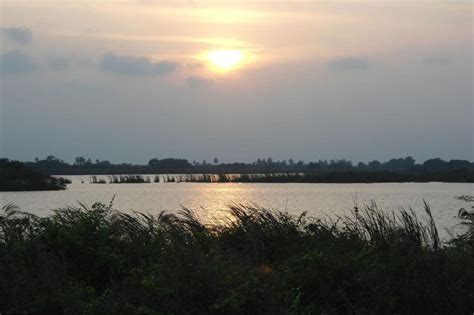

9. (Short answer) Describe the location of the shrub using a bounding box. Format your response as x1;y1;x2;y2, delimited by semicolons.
0;202;472;314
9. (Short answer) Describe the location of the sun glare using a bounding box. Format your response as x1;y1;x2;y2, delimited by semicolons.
206;50;245;72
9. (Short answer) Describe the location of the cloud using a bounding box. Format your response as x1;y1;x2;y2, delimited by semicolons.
185;76;212;88
423;56;450;66
0;50;36;74
1;27;33;45
48;57;71;71
99;52;179;76
327;57;369;71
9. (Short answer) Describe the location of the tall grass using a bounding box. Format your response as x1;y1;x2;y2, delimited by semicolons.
155;173;300;183
153;171;474;183
90;175;151;184
0;202;472;314
90;175;106;184
93;172;468;184
107;175;151;184
155;174;227;183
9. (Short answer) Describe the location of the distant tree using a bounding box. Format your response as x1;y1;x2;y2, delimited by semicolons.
148;158;159;167
75;157;86;165
32;155;68;169
150;158;186;167
149;158;192;170
0;159;69;191
329;159;352;171
296;160;305;168
447;159;471;170
96;160;111;168
384;157;415;171
368;160;382;170
423;158;448;171
317;160;329;169
17;154;474;178
405;156;416;168
307;162;321;170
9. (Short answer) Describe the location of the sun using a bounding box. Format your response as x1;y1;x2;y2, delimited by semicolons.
206;50;245;72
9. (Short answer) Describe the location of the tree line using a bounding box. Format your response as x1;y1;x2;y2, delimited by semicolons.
1;156;473;186
22;155;474;176
0;158;70;191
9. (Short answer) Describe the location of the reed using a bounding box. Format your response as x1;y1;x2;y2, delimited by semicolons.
90;176;106;184
107;175;151;184
0;202;472;314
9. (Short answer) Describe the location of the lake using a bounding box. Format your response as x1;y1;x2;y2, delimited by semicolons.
1;175;472;239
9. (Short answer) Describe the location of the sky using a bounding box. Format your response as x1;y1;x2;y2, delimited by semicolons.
0;0;472;164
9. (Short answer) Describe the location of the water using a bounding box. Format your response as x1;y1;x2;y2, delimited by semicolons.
1;175;472;238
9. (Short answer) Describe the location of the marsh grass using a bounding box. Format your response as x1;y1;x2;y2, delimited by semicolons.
107;175;151;184
92;172;473;185
153;173;301;183
90;175;151;184
90;176;106;184
154;171;474;183
0;202;472;314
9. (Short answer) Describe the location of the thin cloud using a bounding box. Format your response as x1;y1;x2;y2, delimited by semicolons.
0;50;36;74
327;57;369;71
423;56;450;66
1;27;33;45
47;57;71;71
99;52;179;76
186;76;212;88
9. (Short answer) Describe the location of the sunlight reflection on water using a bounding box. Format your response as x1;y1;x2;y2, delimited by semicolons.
1;175;472;238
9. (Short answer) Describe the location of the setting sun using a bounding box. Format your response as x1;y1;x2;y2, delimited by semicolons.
206;50;245;72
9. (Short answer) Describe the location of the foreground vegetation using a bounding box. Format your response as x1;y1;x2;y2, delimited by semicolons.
0;202;473;314
0;159;70;191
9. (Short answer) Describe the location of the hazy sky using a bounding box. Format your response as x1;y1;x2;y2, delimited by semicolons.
1;0;472;163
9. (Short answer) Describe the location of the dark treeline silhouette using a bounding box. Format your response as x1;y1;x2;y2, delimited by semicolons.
19;155;474;182
25;155;473;174
0;159;70;191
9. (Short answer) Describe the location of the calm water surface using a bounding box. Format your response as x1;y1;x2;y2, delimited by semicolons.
1;175;472;238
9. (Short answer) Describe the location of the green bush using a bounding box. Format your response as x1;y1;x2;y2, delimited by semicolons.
0;202;472;314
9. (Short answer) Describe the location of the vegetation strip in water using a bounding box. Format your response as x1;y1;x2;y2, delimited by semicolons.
89;171;474;184
0;201;472;314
